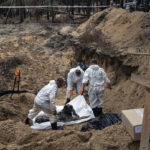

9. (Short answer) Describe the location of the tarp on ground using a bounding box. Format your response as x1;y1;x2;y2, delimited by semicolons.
31;95;95;130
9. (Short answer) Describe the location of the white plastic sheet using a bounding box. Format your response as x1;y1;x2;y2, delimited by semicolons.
31;95;95;130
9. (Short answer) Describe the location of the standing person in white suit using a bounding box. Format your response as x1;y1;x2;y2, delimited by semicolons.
25;78;64;130
82;59;112;117
65;66;84;104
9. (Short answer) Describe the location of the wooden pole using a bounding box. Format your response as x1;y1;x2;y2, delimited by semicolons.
139;93;150;150
130;55;150;150
131;74;150;89
139;59;150;150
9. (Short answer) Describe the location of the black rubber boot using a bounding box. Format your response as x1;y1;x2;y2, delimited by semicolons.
92;107;98;117
92;107;103;117
65;98;70;105
25;117;30;125
98;108;103;115
51;122;57;130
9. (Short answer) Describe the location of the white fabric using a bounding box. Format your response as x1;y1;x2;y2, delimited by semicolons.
83;65;110;108
66;66;84;98
35;80;58;112
28;80;58;123
28;103;57;123
89;89;104;109
31;95;95;130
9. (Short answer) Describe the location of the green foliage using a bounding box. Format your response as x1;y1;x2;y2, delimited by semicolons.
0;0;11;6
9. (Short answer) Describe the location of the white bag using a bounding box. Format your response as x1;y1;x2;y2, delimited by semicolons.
31;95;94;130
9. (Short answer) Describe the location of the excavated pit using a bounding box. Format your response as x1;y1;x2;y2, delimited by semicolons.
0;8;150;150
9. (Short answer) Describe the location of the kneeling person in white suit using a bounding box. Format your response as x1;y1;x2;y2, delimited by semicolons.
25;78;64;130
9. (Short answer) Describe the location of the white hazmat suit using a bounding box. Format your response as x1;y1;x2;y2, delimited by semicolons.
28;80;58;124
66;66;84;99
82;65;110;109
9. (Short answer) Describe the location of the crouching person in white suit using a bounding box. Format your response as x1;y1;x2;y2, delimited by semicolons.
25;78;64;130
65;66;84;104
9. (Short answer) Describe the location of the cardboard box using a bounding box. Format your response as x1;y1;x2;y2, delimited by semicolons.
121;108;143;141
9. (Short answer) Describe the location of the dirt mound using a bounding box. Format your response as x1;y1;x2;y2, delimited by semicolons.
0;119;131;150
75;8;150;53
0;94;35;121
73;8;150;113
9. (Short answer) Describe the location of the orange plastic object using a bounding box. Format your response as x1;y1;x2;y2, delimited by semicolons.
70;90;73;96
80;88;85;95
15;69;21;77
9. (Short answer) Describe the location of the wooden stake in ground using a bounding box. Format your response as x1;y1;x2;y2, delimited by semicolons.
131;59;150;150
139;93;150;150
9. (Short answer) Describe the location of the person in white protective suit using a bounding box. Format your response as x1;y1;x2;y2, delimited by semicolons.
65;66;84;104
25;78;64;130
82;59;112;117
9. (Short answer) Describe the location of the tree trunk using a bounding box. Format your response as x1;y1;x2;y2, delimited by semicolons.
51;0;54;23
145;0;150;12
86;0;91;17
5;0;14;24
71;0;74;15
19;0;24;23
120;0;124;8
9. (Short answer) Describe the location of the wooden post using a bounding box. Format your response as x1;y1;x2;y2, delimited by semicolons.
131;74;150;89
131;55;150;150
139;93;150;150
139;59;150;150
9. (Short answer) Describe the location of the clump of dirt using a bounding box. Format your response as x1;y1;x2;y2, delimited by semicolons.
0;94;35;121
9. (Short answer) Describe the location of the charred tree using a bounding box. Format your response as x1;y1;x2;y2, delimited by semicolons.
145;0;150;12
51;0;55;23
86;0;92;17
19;0;24;23
120;0;124;8
5;0;14;24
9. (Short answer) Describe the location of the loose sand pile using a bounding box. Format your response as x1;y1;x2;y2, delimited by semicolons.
0;8;150;150
74;8;150;113
76;8;150;54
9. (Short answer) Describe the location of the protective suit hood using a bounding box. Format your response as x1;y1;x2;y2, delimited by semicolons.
89;65;100;70
66;66;84;98
49;80;56;84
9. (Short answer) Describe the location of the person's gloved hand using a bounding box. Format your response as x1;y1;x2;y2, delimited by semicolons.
70;90;73;96
107;84;112;89
80;88;85;95
53;110;57;115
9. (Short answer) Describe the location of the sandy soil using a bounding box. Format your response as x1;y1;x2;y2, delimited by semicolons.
0;8;150;150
